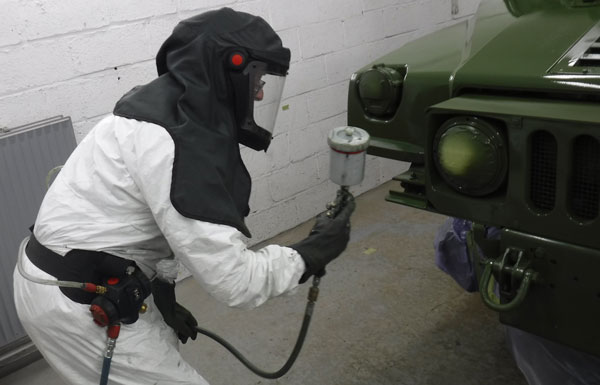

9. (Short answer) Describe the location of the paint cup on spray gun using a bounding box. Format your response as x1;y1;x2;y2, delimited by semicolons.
326;126;370;217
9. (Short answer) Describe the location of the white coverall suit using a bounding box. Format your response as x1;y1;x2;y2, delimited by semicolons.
13;115;306;384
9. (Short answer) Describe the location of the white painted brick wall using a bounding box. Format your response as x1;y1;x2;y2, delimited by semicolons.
345;10;388;47
299;20;345;59
1;0;481;244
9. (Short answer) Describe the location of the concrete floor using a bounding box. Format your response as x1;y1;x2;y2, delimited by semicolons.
2;181;528;385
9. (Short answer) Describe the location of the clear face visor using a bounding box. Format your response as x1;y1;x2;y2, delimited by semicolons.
244;62;286;136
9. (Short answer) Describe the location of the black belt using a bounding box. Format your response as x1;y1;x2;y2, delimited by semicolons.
26;233;137;304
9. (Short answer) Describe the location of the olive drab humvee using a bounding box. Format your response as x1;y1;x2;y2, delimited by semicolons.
347;0;600;357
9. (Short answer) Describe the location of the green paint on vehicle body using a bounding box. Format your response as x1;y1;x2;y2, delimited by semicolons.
347;0;600;357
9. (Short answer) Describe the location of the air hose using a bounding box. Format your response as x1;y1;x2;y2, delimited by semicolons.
194;276;321;379
18;184;347;381
99;325;120;385
199;187;353;378
18;236;323;380
192;187;353;379
16;238;107;294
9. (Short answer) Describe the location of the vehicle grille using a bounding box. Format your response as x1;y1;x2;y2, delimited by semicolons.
530;131;557;211
570;136;600;220
529;131;600;220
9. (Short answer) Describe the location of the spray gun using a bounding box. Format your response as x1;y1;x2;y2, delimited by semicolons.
326;125;370;216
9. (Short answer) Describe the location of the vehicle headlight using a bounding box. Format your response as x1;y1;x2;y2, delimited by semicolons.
356;64;404;118
433;116;507;196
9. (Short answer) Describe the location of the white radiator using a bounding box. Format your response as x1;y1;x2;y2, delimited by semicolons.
0;116;76;377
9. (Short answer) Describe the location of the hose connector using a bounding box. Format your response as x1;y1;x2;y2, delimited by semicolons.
308;286;319;303
104;324;121;359
83;283;107;294
307;275;321;303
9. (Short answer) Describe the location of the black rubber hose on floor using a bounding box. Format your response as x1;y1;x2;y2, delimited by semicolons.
194;276;321;379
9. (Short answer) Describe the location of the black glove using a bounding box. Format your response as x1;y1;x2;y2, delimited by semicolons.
290;191;355;283
151;279;198;344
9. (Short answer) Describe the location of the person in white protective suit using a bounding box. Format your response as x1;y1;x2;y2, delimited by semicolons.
13;8;354;385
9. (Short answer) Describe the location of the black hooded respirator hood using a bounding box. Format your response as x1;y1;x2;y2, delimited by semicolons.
113;8;291;237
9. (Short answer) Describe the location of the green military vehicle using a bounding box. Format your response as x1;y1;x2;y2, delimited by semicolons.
347;0;600;357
